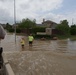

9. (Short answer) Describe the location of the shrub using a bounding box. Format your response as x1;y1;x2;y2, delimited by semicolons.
31;27;46;34
16;28;21;33
7;28;14;32
34;34;52;39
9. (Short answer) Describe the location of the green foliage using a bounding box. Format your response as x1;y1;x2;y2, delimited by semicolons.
7;28;14;32
56;35;70;39
31;27;46;34
18;18;36;29
6;23;12;29
60;20;68;25
56;20;70;35
70;25;76;35
34;34;52;39
16;28;21;33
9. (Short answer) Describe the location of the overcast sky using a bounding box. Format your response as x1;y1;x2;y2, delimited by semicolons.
0;0;76;26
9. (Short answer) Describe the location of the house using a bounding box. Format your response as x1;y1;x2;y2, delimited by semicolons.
36;19;57;29
36;24;43;27
42;19;57;29
36;19;58;35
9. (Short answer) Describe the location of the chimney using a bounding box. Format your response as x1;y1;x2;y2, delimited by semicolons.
43;18;45;22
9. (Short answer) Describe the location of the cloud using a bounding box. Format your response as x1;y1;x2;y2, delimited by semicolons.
52;10;76;25
15;0;63;23
19;0;62;12
0;8;14;24
0;0;14;24
0;0;76;26
63;11;76;25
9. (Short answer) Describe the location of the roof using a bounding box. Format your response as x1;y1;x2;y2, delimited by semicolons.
36;24;46;27
42;20;57;24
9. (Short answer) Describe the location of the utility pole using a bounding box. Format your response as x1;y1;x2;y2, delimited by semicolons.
14;0;16;43
72;18;74;25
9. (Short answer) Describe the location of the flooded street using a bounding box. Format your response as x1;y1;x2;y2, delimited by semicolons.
1;33;76;75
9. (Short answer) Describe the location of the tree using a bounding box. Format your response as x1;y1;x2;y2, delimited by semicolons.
56;20;70;35
18;18;36;29
6;23;12;29
60;20;68;25
70;25;76;35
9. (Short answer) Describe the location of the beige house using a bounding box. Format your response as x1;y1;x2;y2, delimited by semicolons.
36;19;57;35
42;19;57;29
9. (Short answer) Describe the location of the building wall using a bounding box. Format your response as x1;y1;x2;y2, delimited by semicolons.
46;28;52;35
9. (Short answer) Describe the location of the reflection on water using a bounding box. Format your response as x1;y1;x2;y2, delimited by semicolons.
1;33;76;55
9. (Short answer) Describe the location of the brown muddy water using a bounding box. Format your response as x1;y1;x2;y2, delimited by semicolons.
1;33;76;75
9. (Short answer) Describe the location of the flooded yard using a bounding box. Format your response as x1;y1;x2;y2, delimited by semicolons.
1;33;76;75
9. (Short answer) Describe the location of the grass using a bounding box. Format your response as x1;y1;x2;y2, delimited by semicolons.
69;35;76;40
56;35;76;40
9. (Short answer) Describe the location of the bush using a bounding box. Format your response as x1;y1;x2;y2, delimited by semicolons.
7;28;14;32
16;28;21;33
34;34;52;39
70;28;76;35
31;27;46;34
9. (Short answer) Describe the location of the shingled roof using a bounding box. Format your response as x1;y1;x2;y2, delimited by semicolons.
42;20;57;29
42;20;57;24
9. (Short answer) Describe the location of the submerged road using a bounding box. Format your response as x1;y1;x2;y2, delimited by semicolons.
1;33;76;75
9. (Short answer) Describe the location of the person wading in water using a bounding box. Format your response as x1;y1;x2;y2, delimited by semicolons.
20;38;25;50
28;34;34;46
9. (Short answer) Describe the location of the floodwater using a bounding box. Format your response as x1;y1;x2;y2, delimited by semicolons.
1;33;76;75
